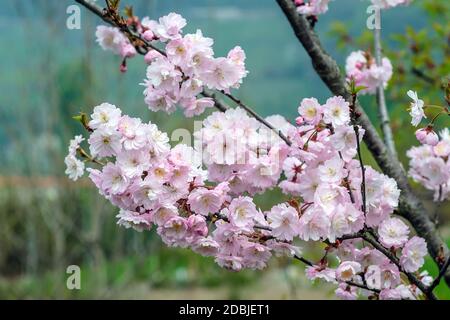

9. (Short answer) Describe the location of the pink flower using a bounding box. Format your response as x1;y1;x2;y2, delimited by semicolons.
415;127;439;146
152;206;178;226
228;196;259;228
267;203;300;241
88;126;122;158
329;203;364;242
345;50;392;95
158;216;189;247
318;156;346;183
378;217;410;248
116;209;152;232
202;57;243;91
379;288;402;300
335;283;358;300
180;97;214;117
116;150;149;178
186;214;208;242
101;163;129;195
187;187;226;216
95;26;128;55
305;266;336;283
298;97;323;125
298;207;331;241
120;42;136;58
118;116;147;150
323;96;350;127
400;236;427;272
166;38;191;66
145;56;182;88
193;237;220;256
144;49;163;64
242;242;272;270
336;261;361;281
152;13;186;42
296;0;331;15
372;0;412;9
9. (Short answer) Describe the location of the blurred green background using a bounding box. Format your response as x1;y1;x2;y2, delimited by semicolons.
0;0;449;299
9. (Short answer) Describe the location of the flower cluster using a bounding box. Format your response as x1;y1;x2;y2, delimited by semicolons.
345;51;393;95
294;0;332;16
194;108;291;195
96;13;248;117
66;95;431;299
69;10;438;300
96;25;137;71
407;128;450;201
64;135;85;181
66;102;304;271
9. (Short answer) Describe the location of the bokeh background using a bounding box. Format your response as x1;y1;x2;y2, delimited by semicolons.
0;0;449;299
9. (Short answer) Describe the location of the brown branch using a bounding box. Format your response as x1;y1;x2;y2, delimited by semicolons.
276;0;450;288
360;232;437;300
427;255;450;294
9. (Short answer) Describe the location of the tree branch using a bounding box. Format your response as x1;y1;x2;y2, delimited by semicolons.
275;0;450;287
374;22;397;158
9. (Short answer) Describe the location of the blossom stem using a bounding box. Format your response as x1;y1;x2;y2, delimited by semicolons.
428;111;445;125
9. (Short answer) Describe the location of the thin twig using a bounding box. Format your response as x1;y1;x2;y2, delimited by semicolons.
427;255;450;293
361;232;437;300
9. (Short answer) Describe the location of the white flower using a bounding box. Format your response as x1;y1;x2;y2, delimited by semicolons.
89;103;122;130
378;217;410;248
407;90;426;127
95;26;127;54
323;96;350;127
64;154;85;181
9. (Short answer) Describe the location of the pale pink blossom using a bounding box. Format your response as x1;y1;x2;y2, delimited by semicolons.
400;236;427;272
323;96;350;127
378;217;410;248
336;261;361;281
267;203;300;241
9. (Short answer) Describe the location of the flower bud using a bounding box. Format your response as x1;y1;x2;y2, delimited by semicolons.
415;127;439;146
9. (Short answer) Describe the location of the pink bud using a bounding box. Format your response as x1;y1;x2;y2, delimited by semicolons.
120;43;136;59
142;30;154;41
415;128;439;146
144;50;162;64
294;0;304;6
120;62;127;73
295;116;304;125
